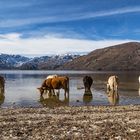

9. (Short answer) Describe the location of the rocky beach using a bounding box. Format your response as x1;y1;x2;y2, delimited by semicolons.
0;105;139;140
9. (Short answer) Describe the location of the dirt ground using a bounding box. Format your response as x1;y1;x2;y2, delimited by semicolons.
0;105;140;140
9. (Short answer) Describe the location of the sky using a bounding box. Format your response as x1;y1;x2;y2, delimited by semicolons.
0;0;140;56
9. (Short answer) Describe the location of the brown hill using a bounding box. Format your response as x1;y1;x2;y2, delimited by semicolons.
58;42;140;71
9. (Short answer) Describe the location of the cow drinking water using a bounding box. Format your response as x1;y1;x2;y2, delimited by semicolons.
107;75;119;93
83;76;93;92
38;76;69;96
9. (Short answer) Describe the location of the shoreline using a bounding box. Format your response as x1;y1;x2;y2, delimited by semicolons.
0;105;140;139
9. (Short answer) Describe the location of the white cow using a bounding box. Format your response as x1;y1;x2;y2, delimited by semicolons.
107;75;119;93
46;75;58;79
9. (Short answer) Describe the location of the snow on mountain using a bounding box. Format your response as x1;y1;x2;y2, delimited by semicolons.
0;54;30;69
19;53;80;70
0;53;82;70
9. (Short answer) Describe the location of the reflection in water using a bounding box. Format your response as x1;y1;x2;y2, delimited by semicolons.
83;90;93;104
0;70;139;107
139;87;140;96
107;90;119;106
39;92;69;107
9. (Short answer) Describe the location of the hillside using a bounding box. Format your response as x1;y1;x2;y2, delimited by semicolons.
58;42;140;71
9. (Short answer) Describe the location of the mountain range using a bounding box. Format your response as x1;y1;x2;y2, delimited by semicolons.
0;53;80;70
0;42;140;71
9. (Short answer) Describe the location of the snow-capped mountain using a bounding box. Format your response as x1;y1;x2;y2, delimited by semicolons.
0;54;30;69
19;54;80;70
0;53;81;70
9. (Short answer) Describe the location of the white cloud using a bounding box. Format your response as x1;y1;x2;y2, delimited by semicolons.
0;33;21;41
0;33;138;56
0;33;138;54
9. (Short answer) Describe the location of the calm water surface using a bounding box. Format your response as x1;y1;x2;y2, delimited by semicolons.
0;70;139;108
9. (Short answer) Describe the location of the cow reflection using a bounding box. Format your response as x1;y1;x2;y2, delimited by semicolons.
83;90;93;104
39;92;69;107
0;76;5;106
107;90;119;106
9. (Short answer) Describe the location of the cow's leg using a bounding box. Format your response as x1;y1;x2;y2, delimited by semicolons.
85;86;88;92
64;89;67;98
107;84;110;93
115;85;118;93
56;89;60;97
67;88;69;96
52;89;55;95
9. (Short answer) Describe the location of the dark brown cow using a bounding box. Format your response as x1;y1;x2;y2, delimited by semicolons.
38;76;69;96
83;76;93;92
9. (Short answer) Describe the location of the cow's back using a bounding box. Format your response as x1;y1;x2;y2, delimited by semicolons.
59;76;69;88
108;76;118;85
46;75;57;80
51;76;69;89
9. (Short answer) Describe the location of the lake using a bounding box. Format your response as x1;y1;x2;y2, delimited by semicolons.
0;70;140;108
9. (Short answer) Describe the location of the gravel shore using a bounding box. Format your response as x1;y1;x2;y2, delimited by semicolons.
0;105;140;140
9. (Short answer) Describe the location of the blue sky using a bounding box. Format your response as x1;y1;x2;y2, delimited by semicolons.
0;0;140;55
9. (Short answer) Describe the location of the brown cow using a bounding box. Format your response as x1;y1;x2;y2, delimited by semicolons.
38;76;69;96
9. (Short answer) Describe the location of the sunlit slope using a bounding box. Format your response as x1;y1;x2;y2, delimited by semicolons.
59;42;140;71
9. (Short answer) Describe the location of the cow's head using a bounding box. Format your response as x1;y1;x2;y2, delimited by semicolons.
37;87;46;95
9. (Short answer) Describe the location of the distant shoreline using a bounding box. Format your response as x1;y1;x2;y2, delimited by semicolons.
0;69;140;72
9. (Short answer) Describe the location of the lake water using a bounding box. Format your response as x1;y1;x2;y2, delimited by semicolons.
0;70;140;108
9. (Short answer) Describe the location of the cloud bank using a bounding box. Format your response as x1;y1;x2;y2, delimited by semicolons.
0;33;138;56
